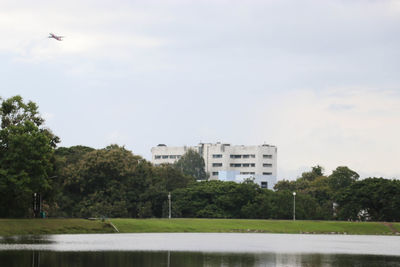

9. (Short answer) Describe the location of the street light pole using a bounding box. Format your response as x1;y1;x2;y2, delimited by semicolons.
168;192;171;219
293;192;296;221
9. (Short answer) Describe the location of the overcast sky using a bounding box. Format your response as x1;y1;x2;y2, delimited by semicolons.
1;0;400;180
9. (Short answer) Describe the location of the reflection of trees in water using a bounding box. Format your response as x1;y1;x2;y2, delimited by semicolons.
32;251;40;267
171;252;259;267
0;251;399;266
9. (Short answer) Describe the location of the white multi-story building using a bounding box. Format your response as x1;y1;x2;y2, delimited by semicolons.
151;143;277;189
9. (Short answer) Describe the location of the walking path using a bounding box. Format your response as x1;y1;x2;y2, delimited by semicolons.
381;222;399;235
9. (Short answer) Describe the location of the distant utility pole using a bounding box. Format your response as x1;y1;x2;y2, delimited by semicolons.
168;192;171;219
33;193;41;218
293;192;296;221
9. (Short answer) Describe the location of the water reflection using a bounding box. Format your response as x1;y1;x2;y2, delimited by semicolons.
2;233;400;256
1;250;400;267
0;235;54;245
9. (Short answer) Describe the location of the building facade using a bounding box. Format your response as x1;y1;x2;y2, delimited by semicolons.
151;143;277;189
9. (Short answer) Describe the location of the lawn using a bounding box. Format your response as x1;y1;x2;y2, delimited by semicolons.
110;218;395;235
0;218;397;236
0;219;114;236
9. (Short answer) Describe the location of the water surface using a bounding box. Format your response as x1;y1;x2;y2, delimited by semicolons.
1;233;399;255
1;250;400;267
1;233;399;266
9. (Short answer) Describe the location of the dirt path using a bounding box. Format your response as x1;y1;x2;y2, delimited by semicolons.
381;222;399;234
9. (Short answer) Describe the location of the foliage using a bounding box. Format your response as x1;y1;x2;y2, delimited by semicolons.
328;166;359;192
300;165;324;182
51;158;400;222
55;145;95;166
1;95;399;222
0;96;59;217
336;178;400;221
53;145;194;218
57;145;142;217
174;149;207;180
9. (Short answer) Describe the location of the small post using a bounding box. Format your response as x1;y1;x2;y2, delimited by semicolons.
168;192;171;219
33;193;41;218
293;192;296;221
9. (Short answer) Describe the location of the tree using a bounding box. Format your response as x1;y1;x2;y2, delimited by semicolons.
55;145;95;166
336;178;400;221
299;165;324;182
59;145;144;217
175;149;207;180
0;95;59;217
274;179;296;192
140;164;194;218
328;166;359;192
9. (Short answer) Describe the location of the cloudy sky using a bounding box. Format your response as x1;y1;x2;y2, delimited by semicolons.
1;0;400;180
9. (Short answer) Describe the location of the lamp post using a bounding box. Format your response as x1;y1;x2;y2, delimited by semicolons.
293;192;296;221
168;192;171;219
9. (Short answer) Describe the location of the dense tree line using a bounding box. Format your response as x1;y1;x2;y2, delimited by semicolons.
1;95;400;221
52;145;195;218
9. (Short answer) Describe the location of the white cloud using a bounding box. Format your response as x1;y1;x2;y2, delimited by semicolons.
1;0;399;181
256;88;400;179
0;3;169;63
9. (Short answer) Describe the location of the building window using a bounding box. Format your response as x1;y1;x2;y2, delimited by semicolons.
155;155;161;159
170;155;176;159
261;181;268;188
242;163;250;167
241;172;255;175
230;155;242;159
212;163;223;167
250;154;256;158
177;155;181;159
263;163;272;167
263;172;272;175
230;163;241;167
212;172;219;176
243;155;249;158
212;154;222;158
263;154;272;159
250;163;255;167
162;155;169;159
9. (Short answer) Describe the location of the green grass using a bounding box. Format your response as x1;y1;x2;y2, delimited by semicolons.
392;223;400;233
0;218;398;236
111;218;395;235
0;219;115;236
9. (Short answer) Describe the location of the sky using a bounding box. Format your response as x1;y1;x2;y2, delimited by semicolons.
1;0;400;180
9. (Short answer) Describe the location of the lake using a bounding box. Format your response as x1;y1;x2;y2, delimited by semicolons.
1;233;400;266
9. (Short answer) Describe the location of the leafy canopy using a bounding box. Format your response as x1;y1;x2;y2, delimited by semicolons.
0;95;59;217
175;149;207;180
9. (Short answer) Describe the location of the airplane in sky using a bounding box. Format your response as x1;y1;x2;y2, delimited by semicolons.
48;33;64;41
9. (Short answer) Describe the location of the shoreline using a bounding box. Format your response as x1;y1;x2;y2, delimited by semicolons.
0;218;399;237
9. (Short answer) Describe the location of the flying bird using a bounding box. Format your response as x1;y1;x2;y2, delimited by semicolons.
48;33;64;41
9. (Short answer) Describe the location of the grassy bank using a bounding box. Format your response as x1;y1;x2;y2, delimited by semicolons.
0;218;399;236
111;218;399;235
0;219;114;236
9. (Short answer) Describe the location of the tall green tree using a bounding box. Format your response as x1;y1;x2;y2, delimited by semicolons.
0;95;59;217
299;165;324;182
274;179;296;192
175;149;207;180
336;178;400;221
328;166;359;192
59;145;144;217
